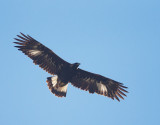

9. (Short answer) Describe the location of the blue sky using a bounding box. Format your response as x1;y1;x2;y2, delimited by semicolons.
1;0;160;125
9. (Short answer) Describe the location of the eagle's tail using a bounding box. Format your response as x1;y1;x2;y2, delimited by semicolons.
46;76;68;97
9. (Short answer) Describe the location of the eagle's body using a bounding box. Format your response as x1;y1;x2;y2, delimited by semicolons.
14;33;128;101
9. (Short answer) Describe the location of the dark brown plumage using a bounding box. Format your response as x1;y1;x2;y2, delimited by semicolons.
14;33;128;101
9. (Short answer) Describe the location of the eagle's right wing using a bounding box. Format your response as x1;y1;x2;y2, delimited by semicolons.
70;68;128;101
14;33;70;75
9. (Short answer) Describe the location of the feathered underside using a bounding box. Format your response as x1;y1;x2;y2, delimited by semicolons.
70;69;128;101
14;33;128;101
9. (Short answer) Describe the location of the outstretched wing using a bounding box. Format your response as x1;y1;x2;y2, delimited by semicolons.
14;33;70;75
70;68;128;101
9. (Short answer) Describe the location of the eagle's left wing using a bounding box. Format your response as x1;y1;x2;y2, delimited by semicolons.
70;68;128;101
14;33;71;76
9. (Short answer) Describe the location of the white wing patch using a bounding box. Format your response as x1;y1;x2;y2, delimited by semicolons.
56;84;68;93
29;50;42;56
51;75;58;87
96;82;108;94
51;75;68;93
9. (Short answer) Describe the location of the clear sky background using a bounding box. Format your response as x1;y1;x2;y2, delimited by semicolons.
1;0;160;125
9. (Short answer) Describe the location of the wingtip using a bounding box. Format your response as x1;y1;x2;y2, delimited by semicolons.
14;38;18;40
115;97;120;102
20;32;24;35
20;32;28;38
14;46;21;48
13;42;24;45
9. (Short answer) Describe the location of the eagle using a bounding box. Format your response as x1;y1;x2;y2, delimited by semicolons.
14;33;128;101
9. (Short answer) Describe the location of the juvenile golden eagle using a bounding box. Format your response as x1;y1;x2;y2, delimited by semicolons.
14;33;128;101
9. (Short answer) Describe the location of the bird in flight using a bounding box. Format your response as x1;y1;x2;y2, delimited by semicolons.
14;33;128;101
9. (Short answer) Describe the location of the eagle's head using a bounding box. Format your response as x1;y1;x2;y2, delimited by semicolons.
72;63;80;69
